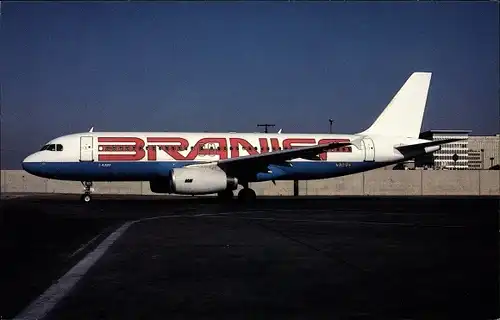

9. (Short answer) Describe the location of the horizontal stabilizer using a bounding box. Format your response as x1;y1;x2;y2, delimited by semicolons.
395;138;464;154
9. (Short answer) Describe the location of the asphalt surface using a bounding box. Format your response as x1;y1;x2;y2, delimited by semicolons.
1;195;498;319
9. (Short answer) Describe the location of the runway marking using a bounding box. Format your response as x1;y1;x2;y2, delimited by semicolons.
15;221;134;320
68;231;105;259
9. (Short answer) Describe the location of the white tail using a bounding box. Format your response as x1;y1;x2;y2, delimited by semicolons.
359;72;432;138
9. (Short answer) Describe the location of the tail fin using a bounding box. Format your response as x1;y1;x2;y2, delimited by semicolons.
359;72;432;138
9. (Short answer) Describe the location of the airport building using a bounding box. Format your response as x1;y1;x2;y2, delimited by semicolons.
468;134;500;169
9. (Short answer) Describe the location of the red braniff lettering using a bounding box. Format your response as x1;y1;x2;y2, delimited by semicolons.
186;138;229;160
259;138;269;153
229;138;259;158
270;138;280;151
282;138;316;150
96;136;350;162
317;138;352;161
146;137;189;161
97;137;145;161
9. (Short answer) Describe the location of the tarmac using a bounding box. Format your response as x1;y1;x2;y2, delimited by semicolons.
1;194;498;319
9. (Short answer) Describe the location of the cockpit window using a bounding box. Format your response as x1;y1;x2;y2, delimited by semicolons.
40;144;63;151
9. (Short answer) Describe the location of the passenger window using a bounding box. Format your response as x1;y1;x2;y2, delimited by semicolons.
56;144;63;151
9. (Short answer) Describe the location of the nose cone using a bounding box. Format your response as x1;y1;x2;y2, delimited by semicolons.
22;153;39;174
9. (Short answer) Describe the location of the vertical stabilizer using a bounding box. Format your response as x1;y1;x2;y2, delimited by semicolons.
359;72;432;138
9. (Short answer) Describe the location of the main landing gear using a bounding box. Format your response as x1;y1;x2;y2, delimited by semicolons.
217;183;257;202
236;182;256;202
80;181;94;203
216;183;256;202
238;187;256;202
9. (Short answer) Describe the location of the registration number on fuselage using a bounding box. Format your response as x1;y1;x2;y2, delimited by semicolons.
336;162;351;168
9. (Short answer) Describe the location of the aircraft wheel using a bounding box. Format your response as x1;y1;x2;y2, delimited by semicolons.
81;193;92;203
238;188;256;202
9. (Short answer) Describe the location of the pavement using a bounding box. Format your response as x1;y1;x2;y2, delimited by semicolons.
1;194;498;319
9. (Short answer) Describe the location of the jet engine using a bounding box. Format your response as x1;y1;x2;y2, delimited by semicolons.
149;167;238;195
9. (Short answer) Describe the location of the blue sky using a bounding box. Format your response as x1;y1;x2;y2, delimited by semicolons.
1;2;498;168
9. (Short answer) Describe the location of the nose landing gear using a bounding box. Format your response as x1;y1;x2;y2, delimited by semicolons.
80;181;94;203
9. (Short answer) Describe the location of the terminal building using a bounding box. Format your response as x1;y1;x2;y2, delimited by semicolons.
468;133;500;169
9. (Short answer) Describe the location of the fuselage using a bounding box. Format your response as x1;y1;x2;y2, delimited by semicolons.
21;131;433;182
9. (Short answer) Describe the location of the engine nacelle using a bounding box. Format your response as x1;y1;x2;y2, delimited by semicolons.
149;167;238;195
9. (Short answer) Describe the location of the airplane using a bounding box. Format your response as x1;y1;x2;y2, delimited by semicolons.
22;72;463;203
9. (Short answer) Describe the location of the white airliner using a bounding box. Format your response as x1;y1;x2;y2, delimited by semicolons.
22;72;461;202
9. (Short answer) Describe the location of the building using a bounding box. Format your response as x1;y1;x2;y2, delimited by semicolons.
468;134;500;169
415;130;471;170
468;150;482;169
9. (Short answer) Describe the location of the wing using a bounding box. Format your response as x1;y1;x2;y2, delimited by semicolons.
186;138;361;176
395;138;465;154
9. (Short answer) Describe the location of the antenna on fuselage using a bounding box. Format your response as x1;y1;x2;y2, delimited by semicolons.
89;127;94;132
278;128;282;134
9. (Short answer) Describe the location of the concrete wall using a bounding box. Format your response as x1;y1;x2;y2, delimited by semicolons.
304;173;364;196
422;171;480;196
1;170;499;196
479;170;500;196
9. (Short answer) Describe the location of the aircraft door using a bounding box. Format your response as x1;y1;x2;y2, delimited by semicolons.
80;136;94;162
362;137;375;162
